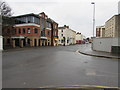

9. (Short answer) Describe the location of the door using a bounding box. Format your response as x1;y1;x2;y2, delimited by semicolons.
34;39;37;47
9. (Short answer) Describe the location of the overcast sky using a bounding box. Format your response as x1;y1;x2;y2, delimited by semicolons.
3;0;120;37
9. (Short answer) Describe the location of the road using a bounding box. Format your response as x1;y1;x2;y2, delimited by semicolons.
2;44;118;88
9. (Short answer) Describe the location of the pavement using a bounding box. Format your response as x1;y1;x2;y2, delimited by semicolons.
2;45;119;88
78;44;120;59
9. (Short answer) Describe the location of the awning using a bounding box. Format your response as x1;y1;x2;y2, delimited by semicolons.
54;39;58;41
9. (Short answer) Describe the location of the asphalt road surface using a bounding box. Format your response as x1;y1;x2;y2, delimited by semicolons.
2;44;119;88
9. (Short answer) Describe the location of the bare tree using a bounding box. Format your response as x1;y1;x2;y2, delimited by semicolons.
0;1;13;16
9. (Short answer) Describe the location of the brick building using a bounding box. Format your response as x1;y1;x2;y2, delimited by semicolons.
3;12;59;48
12;13;41;48
96;25;105;38
39;12;58;46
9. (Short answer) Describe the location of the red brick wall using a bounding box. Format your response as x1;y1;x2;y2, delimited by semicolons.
14;26;40;37
45;29;51;38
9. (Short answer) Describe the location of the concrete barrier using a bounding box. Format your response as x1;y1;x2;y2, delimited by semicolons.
92;37;119;53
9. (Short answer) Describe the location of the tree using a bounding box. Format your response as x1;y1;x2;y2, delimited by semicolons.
0;1;13;16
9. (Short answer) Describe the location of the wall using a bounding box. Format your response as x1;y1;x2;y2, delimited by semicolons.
0;36;3;51
93;37;119;52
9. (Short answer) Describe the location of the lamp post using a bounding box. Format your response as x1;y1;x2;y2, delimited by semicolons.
91;2;95;38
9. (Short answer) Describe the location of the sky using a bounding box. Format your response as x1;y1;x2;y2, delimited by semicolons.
2;0;120;37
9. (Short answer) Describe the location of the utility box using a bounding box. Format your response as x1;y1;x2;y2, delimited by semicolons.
111;46;120;54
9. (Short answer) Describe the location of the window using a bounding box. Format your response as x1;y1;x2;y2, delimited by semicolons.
46;22;51;28
67;40;69;43
28;28;31;34
7;29;10;34
61;34;63;36
14;29;16;34
41;30;45;36
55;24;57;29
34;28;38;33
27;16;32;23
61;39;63;43
18;28;21;34
48;31;50;36
54;31;57;36
61;30;63;32
22;28;26;34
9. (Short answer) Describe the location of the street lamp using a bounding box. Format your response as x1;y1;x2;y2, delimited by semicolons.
91;2;95;38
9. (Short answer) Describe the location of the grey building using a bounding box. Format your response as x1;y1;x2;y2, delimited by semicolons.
105;14;120;38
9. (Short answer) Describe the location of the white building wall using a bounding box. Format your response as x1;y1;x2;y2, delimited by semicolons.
93;38;119;52
76;34;84;41
58;28;76;45
0;36;3;51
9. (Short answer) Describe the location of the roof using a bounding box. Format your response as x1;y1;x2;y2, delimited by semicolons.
105;14;120;23
58;27;65;29
12;13;59;25
47;18;58;24
12;13;40;18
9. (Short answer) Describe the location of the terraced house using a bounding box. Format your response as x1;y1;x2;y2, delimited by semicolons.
3;12;59;48
58;25;76;46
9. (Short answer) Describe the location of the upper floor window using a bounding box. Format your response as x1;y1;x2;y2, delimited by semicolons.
48;31;50;36
7;29;10;34
54;31;57;36
46;22;51;28
41;30;45;36
22;28;26;34
18;28;21;34
55;24;57;29
61;34;63;36
28;28;31;34
34;28;38;33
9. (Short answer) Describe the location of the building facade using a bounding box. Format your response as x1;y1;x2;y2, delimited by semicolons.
3;12;59;48
96;25;105;37
39;12;58;46
76;32;84;44
12;13;41;48
105;15;120;38
58;25;76;46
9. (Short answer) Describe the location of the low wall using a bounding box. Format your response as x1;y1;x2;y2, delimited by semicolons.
92;37;119;53
0;36;3;51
